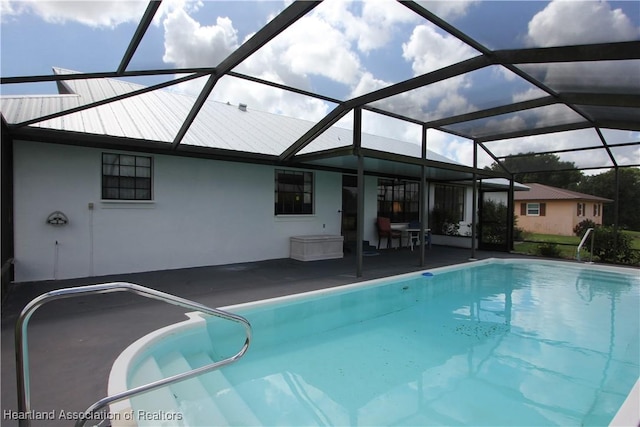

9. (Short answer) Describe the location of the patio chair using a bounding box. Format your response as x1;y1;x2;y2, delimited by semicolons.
376;217;402;249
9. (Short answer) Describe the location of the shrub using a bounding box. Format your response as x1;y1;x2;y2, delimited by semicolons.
513;227;527;241
431;208;461;236
537;243;562;258
480;200;507;243
589;227;638;265
574;219;597;237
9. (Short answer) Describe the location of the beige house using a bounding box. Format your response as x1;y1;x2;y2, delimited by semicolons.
514;183;612;236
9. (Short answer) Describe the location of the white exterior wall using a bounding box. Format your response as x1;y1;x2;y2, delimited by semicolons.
13;141;344;282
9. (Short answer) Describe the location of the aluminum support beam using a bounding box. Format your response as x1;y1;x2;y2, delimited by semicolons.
280;55;490;161
117;1;161;75
497;142;639;160
171;0;320;149
280;105;350;161
425;97;556;128
475;122;592;143
354;107;364;277
470;141;478;260
171;75;220;149
216;1;320;76
419;125;427;267
493;41;640;64
14;73;207;129
507;177;515;251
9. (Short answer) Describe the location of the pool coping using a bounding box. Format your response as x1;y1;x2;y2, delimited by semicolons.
108;258;640;426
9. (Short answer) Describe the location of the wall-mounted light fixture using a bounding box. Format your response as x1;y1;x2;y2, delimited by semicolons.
46;211;69;226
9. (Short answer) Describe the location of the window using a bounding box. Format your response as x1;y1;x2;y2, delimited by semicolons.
433;184;464;222
577;202;586;217
593;203;601;217
102;153;152;200
520;202;546;216
377;179;419;222
527;203;540;216
275;169;313;214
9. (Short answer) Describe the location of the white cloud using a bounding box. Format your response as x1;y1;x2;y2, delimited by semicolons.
357;0;420;51
486;0;640;172
426;129;476;167
315;0;419;53
349;71;389;98
402;23;477;75
261;14;363;85
0;0;25;22
1;0;148;27
159;0;485;165
160;1;364;119
512;87;548;103
350;23;479;124
163;10;238;68
414;1;478;21
526;0;638;47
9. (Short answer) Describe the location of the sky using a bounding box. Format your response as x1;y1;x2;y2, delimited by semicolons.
1;0;639;171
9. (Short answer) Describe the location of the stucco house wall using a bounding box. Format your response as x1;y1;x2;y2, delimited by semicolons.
514;182;610;237
14;140;376;282
516;199;605;236
13;138;474;282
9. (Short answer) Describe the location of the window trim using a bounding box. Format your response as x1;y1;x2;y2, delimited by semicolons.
274;169;314;216
520;202;545;216
377;178;420;223
433;183;465;222
101;152;154;202
526;202;540;216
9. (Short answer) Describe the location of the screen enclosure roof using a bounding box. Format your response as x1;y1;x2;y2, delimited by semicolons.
1;1;638;182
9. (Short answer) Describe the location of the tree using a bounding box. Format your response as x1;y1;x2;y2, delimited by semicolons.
486;152;583;189
575;168;640;230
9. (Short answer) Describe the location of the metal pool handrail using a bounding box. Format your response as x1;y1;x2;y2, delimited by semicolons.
576;227;595;263
14;282;252;427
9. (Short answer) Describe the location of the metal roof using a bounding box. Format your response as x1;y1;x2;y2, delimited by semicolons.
2;68;461;164
1;0;639;180
513;183;613;202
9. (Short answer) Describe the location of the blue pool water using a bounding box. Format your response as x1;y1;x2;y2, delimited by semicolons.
123;260;639;426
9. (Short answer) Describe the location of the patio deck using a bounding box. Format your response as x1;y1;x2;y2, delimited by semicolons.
1;246;533;427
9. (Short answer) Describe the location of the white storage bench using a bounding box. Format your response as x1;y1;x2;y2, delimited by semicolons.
290;235;344;261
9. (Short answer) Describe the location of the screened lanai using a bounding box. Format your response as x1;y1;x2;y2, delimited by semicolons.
1;0;639;275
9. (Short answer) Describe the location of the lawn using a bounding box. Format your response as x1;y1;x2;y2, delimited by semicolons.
512;230;640;262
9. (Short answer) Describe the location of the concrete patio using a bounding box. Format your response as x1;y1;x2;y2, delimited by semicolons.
1;246;533;427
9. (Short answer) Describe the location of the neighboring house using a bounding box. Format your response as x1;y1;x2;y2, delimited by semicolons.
1;69;507;282
514;183;612;236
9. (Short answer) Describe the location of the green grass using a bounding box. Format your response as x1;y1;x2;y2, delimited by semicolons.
513;230;640;260
513;233;581;260
626;230;640;250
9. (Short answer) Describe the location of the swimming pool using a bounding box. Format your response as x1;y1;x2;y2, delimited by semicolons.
108;259;639;426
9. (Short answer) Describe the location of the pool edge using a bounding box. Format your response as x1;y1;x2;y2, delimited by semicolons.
108;258;640;426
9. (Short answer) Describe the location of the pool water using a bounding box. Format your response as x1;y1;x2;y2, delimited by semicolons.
123;260;639;426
